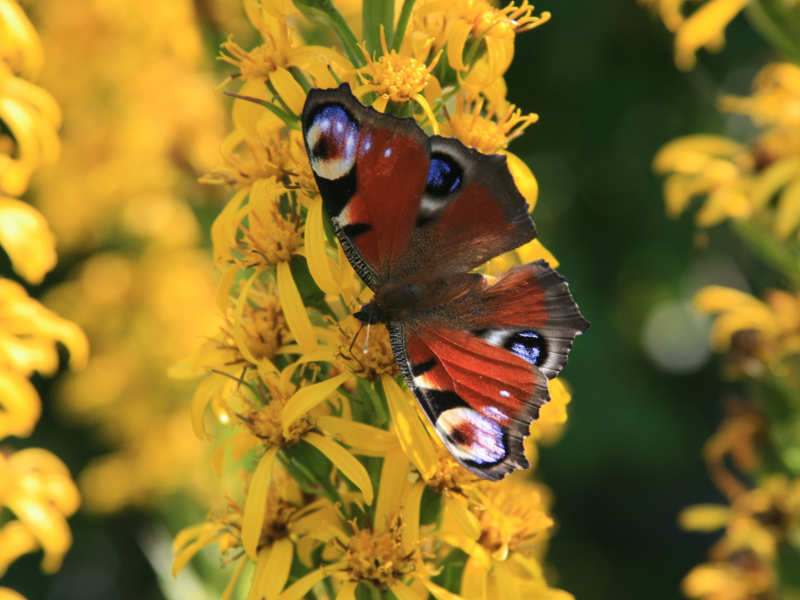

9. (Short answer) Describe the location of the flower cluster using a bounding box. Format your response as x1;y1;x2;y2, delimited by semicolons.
29;0;227;513
0;1;88;596
648;3;800;598
172;0;576;598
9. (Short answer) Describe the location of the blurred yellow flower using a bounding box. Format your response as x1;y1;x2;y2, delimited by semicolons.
0;196;56;284
0;448;80;573
639;0;749;71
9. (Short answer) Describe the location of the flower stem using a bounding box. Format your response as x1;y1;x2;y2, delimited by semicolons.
363;0;395;56
292;0;365;68
731;219;800;288
392;0;417;51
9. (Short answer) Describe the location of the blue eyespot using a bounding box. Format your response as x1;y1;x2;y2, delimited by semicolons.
307;104;359;181
426;153;462;197
505;331;548;367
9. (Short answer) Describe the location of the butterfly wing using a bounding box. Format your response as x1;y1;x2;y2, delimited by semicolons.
391;261;588;481
302;84;537;288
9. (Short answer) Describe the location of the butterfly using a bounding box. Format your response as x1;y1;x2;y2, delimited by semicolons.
302;83;589;481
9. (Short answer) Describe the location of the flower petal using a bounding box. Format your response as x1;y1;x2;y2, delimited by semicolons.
281;372;352;436
221;558;249;600
336;581;358;600
444;495;480;541
261;538;294;600
0;197;56;284
490;560;522;600
277;260;318;354
503;153;538;210
774;176;800;240
277;568;328;600
315;415;399;456
461;554;490;600
271;67;306;116
391;580;424;600
305;196;342;296
216;264;239;314
0;366;40;438
447;20;472;71
305;432;374;504
382;375;437;481
420;580;463;600
375;447;410;528
401;481;425;554
242;446;279;560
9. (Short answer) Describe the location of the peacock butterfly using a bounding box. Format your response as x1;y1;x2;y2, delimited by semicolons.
302;83;589;481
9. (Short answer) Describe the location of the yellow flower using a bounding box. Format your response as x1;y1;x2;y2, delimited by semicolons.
353;28;441;125
219;8;350;91
173;471;338;600
0;448;80;574
0;279;87;438
682;558;774;600
0;197;57;284
0;60;61;198
441;91;538;155
653;135;754;226
640;0;749;71
0;0;44;79
415;0;549;91
694;285;800;373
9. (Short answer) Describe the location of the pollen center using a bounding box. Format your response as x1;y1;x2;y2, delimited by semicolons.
344;517;415;588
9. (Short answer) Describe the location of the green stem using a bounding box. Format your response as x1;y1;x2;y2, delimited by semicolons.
222;91;300;130
291;0;364;67
392;0;417;51
363;0;395;56
731;219;800;288
746;0;800;66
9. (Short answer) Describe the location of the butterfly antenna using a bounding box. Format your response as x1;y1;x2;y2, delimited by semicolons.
347;322;365;372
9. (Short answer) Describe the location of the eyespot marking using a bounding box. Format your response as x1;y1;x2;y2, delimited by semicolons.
436;406;505;465
504;331;548;367
426;153;463;197
306;104;359;181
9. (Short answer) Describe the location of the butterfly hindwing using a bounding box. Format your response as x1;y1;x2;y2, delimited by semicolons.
390;260;588;480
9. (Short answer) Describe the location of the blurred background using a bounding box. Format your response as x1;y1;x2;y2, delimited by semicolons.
0;0;780;598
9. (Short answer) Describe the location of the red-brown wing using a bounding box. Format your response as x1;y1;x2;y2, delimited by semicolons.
303;84;430;289
389;260;589;481
302;85;537;288
391;323;549;481
401;137;537;280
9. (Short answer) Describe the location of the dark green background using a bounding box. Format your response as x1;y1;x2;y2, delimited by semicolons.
1;0;778;598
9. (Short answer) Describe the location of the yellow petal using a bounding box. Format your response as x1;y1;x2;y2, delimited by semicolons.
444;495;480;541
216;264;239;314
0;520;38;577
447;20;472;71
5;495;71;573
653;135;745;173
242;446;279;560
261;538;294;600
271;67;306;116
0;197;56;285
674;0;748;71
491;560;522;600
336;582;358;600
0;0;44;78
391;580;424;600
461;554;490;600
305;432;374;505
504;153;538;210
375;447;410;528
221;558;248;600
515;238;559;268
305;196;342;296
281;372;352;436
401;481;425;554
382;375;437;481
277;261;318;354
233;269;262;365
693;286;762;313
277;568;328;600
0;367;40;438
248;548;273;600
678;504;730;532
191;375;226;440
774;177;800;240
171;532;225;577
315;415;399;456
420;580;463;600
232;80;268;144
752;158;800;210
0;587;27;600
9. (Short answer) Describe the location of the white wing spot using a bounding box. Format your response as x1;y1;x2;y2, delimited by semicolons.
336;121;344;132
384;148;392;158
499;390;510;398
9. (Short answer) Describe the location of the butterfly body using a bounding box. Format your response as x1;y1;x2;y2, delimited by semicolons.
302;84;588;481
